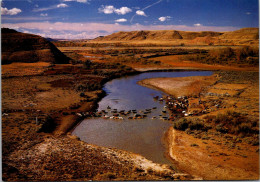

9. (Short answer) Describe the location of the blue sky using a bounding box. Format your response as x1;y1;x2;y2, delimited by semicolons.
1;0;259;39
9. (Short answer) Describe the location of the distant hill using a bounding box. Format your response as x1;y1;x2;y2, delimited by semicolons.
93;28;259;43
219;28;259;40
2;28;70;64
94;30;223;41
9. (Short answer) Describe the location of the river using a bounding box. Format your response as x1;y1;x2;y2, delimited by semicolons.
72;71;212;166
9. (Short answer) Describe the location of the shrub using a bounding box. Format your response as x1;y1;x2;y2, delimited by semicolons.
203;115;216;122
216;124;228;133
154;61;161;65
189;119;206;130
173;118;208;131
83;60;92;69
205;111;259;136
173;118;190;131
238;123;252;134
190;143;199;147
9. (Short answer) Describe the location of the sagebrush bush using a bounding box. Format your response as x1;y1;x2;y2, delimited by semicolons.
173;118;208;131
204;111;259;136
173;118;190;131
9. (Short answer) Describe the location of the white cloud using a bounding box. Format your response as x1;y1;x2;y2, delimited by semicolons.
114;7;132;15
1;7;22;15
99;5;132;15
136;10;146;16
158;17;166;22
99;5;115;14
131;0;162;23
194;23;202;27
246;12;251;15
57;3;68;8
76;0;88;3
23;30;30;33
64;0;89;3
33;4;68;12
158;16;171;22
40;13;48;17
115;18;127;22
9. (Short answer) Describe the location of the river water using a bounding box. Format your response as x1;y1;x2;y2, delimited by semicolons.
72;71;212;165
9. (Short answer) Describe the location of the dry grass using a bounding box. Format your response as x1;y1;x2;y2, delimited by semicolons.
2;62;51;77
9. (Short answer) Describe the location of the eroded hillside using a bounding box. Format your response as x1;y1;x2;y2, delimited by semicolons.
1;28;70;64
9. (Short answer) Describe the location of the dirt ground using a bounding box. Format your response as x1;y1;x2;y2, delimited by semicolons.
140;70;259;180
166;127;259;180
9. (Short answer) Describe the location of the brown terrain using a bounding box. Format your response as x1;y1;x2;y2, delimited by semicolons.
92;28;259;46
2;28;259;181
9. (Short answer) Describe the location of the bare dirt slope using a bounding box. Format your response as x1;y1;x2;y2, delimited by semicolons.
1;28;70;64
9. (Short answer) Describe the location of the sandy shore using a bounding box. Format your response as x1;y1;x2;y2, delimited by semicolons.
138;75;217;97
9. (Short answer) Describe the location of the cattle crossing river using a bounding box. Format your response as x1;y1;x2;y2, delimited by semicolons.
72;71;212;165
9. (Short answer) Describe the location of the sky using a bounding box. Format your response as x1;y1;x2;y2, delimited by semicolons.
1;0;259;39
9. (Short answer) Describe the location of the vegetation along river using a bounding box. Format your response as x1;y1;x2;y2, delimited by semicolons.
72;71;212;165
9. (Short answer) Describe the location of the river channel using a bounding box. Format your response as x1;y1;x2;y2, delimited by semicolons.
72;71;212;165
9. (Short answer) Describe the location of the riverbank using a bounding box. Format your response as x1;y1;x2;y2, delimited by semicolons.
3;62;195;181
138;75;218;97
139;70;259;180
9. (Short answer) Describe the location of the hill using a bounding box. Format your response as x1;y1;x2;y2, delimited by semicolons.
94;30;224;41
92;28;259;45
219;28;259;39
1;28;70;64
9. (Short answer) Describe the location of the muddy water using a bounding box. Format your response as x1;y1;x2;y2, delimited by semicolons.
72;71;212;165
